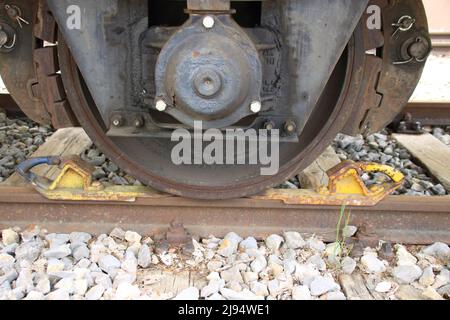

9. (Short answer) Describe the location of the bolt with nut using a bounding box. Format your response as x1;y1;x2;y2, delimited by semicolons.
250;101;262;113
203;16;215;29
155;100;167;112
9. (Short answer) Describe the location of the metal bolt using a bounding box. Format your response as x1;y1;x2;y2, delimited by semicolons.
155;100;167;112
111;115;124;127
134;116;144;128
203;16;215;29
263;121;275;131
250;101;262;113
284;120;297;134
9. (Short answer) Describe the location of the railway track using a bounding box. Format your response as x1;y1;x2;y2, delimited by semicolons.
0;185;449;245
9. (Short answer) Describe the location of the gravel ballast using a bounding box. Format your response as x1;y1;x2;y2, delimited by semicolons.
0;226;449;300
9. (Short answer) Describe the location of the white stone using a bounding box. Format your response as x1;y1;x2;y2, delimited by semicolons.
47;258;65;274
207;260;223;272
220;266;243;283
121;252;138;274
217;232;242;257
173;287;199;300
375;281;392;293
44;244;71;259
2;229;19;246
395;245;418;266
47;288;70;300
74;279;88;296
250;281;269;297
159;252;174;266
295;263;320;286
392;265;423;284
239;237;258;251
324;242;342;257
201;279;225;298
265;234;284;251
283;259;297;275
207;271;221;281
73;244;90;261
109;227;125;240
85;285;106;300
433;269;450;289
24;291;44;300
113;269;136;288
137;244;152;268
250;255;267;273
124;231;142;244
95;273;112;289
422;242;450;261
306;237;326;252
45;233;70;247
98;254;121;273
243;271;258;284
422;286;444;300
283;232;305;249
220;288;264;300
114;282;141;300
35;277;51;294
419;266;435;286
342;225;358;238
323;291;346;300
15;241;42;263
361;254;386;274
206;293;225;300
341;256;357;274
15;269;34;293
69;232;92;244
307;253;326;271
292;285;312;300
309;276;339;296
0;253;15;270
55;278;74;294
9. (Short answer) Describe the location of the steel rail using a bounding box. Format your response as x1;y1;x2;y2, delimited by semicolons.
404;101;450;126
0;186;448;245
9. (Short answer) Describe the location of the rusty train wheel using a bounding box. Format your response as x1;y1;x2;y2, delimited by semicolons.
57;21;367;200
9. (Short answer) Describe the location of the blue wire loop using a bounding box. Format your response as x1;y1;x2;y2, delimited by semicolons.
16;156;61;184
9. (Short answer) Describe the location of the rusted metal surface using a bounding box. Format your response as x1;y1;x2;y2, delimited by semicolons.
403;102;450;126
33;46;78;128
0;186;448;245
343;0;431;135
0;0;51;125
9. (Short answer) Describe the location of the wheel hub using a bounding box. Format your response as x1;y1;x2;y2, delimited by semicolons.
155;15;262;128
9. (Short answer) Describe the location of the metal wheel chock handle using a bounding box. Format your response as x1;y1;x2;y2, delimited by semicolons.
16;156;61;187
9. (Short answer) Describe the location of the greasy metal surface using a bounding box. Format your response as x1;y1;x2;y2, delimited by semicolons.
0;186;448;245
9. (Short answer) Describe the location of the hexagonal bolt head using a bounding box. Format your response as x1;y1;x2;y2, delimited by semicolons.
155;100;167;112
284;121;297;134
134;117;144;128
111;115;124;127
250;101;262;113
202;16;215;29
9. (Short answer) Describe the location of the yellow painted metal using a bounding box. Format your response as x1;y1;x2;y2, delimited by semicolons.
27;156;404;206
255;160;405;206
